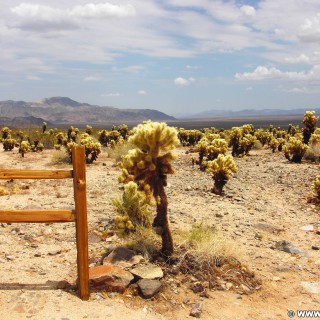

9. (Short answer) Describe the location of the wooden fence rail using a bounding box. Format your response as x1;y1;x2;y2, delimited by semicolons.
0;146;89;300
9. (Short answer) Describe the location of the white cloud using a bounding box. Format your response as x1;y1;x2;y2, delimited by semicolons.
101;93;121;97
186;65;199;70
83;76;100;82
298;14;320;42
174;77;195;87
281;86;320;94
70;3;136;19
284;54;310;64
138;90;147;95
240;5;256;17
235;65;320;82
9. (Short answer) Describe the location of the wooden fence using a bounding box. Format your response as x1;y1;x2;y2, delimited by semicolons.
0;145;89;300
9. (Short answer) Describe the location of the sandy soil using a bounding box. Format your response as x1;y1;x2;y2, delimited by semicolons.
0;146;319;320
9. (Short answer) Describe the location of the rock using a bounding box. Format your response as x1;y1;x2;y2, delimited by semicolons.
48;249;61;256
300;225;314;231
103;247;144;268
88;231;103;244
225;282;233;290
190;282;205;293
301;282;320;294
186;186;192;191
275;240;307;256
89;265;134;293
215;213;223;218
312;245;320;250
190;302;203;318
130;263;164;280
255;223;283;234
137;279;162;299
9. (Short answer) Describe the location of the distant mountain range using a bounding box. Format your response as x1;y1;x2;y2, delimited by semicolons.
182;107;320;119
0;97;176;127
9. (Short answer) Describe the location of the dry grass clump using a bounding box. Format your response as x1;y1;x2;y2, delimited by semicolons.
124;226;161;261
50;149;70;164
107;142;135;162
174;224;260;293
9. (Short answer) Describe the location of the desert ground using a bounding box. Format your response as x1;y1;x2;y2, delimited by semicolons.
0;145;319;320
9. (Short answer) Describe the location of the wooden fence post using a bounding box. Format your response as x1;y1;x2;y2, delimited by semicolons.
72;146;89;300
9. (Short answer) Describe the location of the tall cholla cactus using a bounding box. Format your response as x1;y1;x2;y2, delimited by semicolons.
283;137;308;163
303;111;319;144
119;121;179;257
206;154;238;195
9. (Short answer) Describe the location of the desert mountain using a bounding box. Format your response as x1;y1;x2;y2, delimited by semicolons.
0;97;176;126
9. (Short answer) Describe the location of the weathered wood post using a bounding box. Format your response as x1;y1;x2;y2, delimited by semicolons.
72;145;89;300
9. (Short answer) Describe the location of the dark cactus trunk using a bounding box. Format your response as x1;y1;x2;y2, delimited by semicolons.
152;175;173;257
211;173;227;195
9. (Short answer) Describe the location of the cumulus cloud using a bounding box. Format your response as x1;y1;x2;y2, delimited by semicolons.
240;5;256;17
70;3;136;18
174;77;195;87
10;2;136;31
235;65;320;83
138;90;147;95
298;14;320;42
284;54;310;64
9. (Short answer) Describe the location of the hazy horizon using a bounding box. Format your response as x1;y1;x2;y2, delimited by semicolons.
1;1;320;114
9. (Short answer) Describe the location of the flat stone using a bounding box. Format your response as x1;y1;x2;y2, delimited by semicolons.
103;247;144;268
130;263;164;280
301;282;320;294
137;279;162;299
275;240;308;256
190;302;203;318
255;223;283;234
89;265;134;293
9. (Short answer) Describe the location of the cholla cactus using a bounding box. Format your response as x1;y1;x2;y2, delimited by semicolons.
178;129;203;146
230;126;256;157
195;138;209;165
303;111;319;144
119;121;179;256
42;122;47;133
269;138;279;153
80;133;102;164
19;141;31;157
98;129;121;147
1;127;11;140
113;181;153;233
117;124;130;140
206;138;228;160
206;154;237;195
85;125;93;135
283;137;308;163
66;134;101;163
255;129;272;146
3;138;16;151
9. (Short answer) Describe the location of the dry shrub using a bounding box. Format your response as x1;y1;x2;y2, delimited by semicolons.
107;142;135;162
50;149;70;164
304;142;320;162
125;226;161;261
175;224;261;292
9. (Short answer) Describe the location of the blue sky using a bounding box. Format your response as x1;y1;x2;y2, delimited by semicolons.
1;0;320;116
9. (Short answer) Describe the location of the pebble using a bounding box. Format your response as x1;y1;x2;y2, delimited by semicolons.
190;302;203;318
